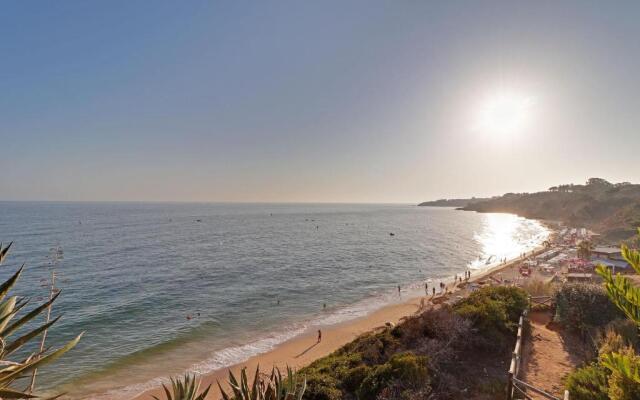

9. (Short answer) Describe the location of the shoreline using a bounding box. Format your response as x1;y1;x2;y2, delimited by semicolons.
133;295;426;400
128;243;550;400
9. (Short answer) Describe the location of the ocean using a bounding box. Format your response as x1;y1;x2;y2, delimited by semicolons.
0;202;549;398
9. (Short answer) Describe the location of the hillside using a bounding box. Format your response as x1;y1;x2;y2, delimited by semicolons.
300;286;528;400
458;178;640;242
418;197;489;207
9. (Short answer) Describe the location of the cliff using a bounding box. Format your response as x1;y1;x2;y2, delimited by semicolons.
458;178;640;242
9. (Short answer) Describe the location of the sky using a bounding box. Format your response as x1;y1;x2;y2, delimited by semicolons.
1;1;640;203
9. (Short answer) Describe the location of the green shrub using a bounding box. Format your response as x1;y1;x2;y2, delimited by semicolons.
340;329;401;365
453;286;528;349
566;363;609;400
342;365;371;392
307;352;362;377
601;319;640;352
598;330;628;358
303;372;342;400
301;352;364;400
554;283;623;334
356;352;429;400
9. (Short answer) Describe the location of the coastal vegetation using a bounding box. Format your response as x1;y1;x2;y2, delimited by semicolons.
218;366;307;400
554;283;624;337
563;229;640;399
157;367;307;400
153;375;211;400
0;242;82;398
298;286;528;400
455;178;640;241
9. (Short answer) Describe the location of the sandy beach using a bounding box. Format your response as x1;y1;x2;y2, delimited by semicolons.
133;296;424;400
132;243;548;400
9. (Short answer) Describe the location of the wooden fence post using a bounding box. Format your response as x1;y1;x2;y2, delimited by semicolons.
506;369;513;400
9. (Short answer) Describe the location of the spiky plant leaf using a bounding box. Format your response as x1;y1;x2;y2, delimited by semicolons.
0;297;17;332
3;316;61;356
0;243;82;398
0;242;12;264
0;332;83;385
0;301;28;337
218;366;306;400
153;374;211;400
2;291;61;338
0;267;23;303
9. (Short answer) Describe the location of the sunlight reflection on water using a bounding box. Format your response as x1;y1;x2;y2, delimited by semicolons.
469;213;549;269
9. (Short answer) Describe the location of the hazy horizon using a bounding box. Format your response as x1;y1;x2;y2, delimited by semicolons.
0;175;633;204
2;1;640;203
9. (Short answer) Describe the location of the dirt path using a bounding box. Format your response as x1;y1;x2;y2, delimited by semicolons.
520;311;582;399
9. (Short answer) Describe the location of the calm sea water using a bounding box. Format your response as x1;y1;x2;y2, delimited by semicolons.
0;202;548;398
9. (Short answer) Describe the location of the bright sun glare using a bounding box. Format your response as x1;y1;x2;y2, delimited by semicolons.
473;91;534;136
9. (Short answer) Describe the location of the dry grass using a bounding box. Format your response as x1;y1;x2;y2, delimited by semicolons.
522;278;556;297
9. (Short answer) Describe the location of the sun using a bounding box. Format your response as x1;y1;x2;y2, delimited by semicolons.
473;91;534;136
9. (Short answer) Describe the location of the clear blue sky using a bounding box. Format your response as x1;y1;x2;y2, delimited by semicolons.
2;1;639;202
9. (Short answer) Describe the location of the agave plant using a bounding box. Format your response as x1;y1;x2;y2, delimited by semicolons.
0;242;82;398
153;374;211;400
218;366;306;400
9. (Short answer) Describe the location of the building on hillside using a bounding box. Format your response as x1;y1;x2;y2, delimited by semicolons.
591;246;630;273
592;258;630;273
592;246;624;261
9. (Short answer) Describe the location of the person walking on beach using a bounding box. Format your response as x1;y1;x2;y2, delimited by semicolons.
432;287;436;296
397;285;401;296
425;282;428;295
317;329;322;343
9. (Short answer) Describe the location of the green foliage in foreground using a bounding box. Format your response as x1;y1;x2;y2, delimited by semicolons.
566;311;640;398
453;285;529;350
565;363;609;400
356;352;428;400
300;286;529;400
0;242;82;398
595;228;640;386
218;366;306;400
554;282;624;335
153;375;211;400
